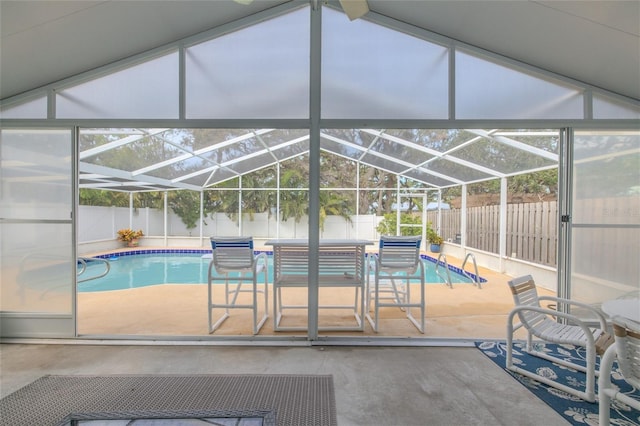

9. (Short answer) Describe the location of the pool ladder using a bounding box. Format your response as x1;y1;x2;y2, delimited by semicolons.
434;253;482;289
77;257;111;283
461;253;482;289
434;253;453;289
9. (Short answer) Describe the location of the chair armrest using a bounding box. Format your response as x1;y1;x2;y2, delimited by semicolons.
508;305;597;346
253;252;268;274
538;296;608;330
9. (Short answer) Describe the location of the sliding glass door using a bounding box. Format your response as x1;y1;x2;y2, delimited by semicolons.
0;128;76;337
570;130;640;305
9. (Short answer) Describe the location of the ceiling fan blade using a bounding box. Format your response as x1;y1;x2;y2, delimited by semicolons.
339;0;369;20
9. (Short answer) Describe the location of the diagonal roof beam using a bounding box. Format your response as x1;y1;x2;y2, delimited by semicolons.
79;128;168;159
131;128;277;177
201;134;310;187
327;130;464;185
321;132;368;155
467;129;559;161
80;162;202;191
441;156;506;178
361;129;443;157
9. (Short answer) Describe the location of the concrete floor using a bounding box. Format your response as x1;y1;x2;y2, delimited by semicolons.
0;343;569;425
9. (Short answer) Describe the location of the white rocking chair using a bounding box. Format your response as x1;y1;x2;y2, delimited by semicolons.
506;275;613;402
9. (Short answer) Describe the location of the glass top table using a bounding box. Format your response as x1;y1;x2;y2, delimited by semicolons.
601;298;640;323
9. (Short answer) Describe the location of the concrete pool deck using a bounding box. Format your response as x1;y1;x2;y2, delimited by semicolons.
76;249;549;340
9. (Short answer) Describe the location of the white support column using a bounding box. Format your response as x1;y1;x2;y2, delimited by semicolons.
111;206;116;239
199;191;204;245
129;192;133;228
396;179;401;235
421;193;427;250
436;189;442;235
238;176;243;236
163;191;168;246
461;184;467;247
145;207;150;237
499;177;508;272
356;160;360;238
277;163;281;238
307;2;322;340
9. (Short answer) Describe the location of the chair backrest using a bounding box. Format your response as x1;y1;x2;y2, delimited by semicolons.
612;317;640;389
507;275;547;330
210;237;255;270
378;235;422;269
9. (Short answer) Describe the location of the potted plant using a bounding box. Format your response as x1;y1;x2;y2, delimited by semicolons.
427;228;444;253
117;228;144;247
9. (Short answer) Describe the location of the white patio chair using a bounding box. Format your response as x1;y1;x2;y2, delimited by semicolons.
366;235;425;333
598;316;640;426
208;237;268;334
506;275;613;402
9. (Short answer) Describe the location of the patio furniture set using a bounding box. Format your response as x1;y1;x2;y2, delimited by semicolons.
206;235;426;335
207;236;639;424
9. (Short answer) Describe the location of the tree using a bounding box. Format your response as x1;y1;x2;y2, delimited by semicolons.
279;163;309;223
319;191;353;231
168;191;201;231
376;213;422;236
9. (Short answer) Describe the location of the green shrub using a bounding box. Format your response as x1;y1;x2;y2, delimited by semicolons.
376;213;422;236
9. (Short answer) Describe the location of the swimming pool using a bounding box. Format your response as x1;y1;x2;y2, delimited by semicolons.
79;250;485;292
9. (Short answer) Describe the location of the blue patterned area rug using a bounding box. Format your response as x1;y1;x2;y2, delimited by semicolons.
476;341;640;426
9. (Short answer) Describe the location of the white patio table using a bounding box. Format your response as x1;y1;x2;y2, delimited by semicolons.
265;239;373;332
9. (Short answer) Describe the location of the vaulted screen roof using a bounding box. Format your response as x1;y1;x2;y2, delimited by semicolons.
2;3;638;193
78;128;558;192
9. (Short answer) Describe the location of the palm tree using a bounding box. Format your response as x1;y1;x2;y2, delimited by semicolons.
319;191;353;231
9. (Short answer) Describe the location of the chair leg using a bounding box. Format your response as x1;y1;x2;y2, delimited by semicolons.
506;320;514;369
372;276;380;332
209;270;269;335
365;261;371;311
252;278;258;334
506;354;597;402
400;276;408;311
505;323;597;402
251;275;268;335
208;279;212;333
365;275;380;332
419;277;425;333
274;286;283;330
262;268;269;327
598;344;617;426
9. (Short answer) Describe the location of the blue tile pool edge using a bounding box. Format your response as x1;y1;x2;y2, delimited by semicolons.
89;249;485;283
421;254;487;283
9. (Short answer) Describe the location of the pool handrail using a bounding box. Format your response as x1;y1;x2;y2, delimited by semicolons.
435;253;453;289
77;257;111;283
461;253;482;289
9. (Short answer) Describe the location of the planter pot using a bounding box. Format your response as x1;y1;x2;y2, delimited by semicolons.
430;244;441;253
127;239;139;247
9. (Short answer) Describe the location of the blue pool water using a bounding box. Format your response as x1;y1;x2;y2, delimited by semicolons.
79;251;484;292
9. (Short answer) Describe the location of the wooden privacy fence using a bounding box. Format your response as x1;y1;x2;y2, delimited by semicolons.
428;201;558;267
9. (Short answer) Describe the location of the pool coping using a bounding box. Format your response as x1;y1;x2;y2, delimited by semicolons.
89;249;487;284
